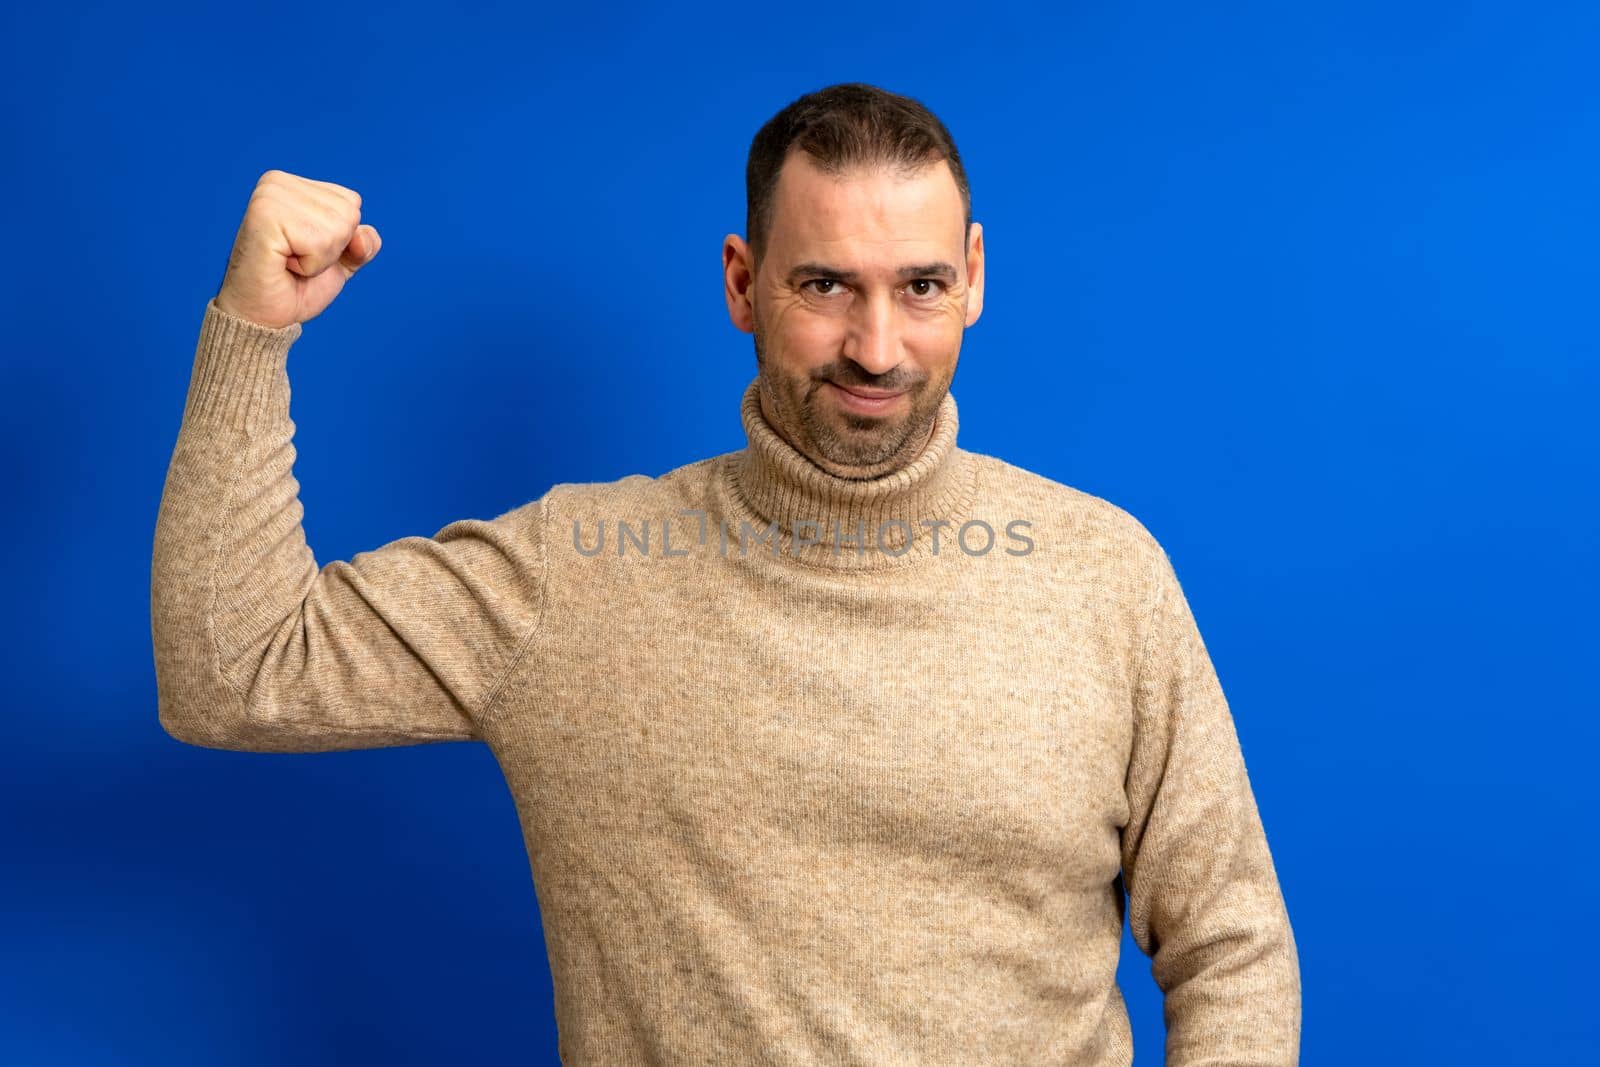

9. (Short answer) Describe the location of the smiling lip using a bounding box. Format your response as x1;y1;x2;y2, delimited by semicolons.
826;381;908;415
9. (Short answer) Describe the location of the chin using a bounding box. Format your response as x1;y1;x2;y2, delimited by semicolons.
834;410;903;432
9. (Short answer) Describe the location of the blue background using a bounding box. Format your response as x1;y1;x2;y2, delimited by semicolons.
3;2;1596;1063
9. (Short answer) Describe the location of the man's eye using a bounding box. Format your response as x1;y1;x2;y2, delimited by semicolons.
801;278;945;299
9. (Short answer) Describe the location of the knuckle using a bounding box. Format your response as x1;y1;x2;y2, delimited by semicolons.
244;189;278;220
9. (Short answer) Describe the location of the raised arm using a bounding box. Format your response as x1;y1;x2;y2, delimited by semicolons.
1120;546;1302;1065
151;171;547;753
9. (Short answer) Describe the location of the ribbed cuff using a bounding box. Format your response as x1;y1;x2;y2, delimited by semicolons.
181;298;303;432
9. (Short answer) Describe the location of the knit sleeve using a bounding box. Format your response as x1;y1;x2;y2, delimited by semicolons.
1120;546;1302;1065
150;298;548;753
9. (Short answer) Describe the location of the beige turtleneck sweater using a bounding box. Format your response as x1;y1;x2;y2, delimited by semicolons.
152;298;1302;1065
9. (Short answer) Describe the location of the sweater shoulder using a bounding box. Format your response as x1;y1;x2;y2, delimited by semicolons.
540;451;730;516
963;449;1167;568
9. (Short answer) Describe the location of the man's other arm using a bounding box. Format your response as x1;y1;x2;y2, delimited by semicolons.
1120;546;1302;1065
151;171;547;753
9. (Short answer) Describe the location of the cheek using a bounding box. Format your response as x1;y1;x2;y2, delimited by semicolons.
905;308;964;350
774;308;846;358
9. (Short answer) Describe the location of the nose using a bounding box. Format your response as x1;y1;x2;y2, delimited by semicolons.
840;290;901;376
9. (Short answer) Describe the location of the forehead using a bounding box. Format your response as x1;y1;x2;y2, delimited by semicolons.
767;151;965;263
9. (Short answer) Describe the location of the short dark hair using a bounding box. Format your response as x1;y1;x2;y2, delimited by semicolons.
744;82;971;270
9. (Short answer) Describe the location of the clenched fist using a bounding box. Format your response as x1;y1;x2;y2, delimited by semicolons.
214;170;382;330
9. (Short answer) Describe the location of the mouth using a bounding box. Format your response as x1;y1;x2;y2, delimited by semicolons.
824;380;909;417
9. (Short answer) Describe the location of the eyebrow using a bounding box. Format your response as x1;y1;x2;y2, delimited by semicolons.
786;261;960;286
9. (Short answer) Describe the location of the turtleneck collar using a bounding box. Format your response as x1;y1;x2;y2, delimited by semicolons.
721;376;976;569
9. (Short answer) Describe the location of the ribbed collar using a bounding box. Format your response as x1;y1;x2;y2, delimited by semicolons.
721;376;976;569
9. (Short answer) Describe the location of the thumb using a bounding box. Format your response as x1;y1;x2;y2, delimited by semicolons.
339;224;382;275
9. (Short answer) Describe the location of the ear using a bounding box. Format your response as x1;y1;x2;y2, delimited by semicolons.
723;234;756;333
963;221;985;328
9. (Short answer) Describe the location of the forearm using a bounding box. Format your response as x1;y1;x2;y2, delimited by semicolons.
1145;808;1302;1065
151;298;321;750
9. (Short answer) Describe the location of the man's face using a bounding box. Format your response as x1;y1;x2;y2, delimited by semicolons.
722;151;985;479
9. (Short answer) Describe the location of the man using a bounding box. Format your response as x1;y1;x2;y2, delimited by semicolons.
152;82;1301;1065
